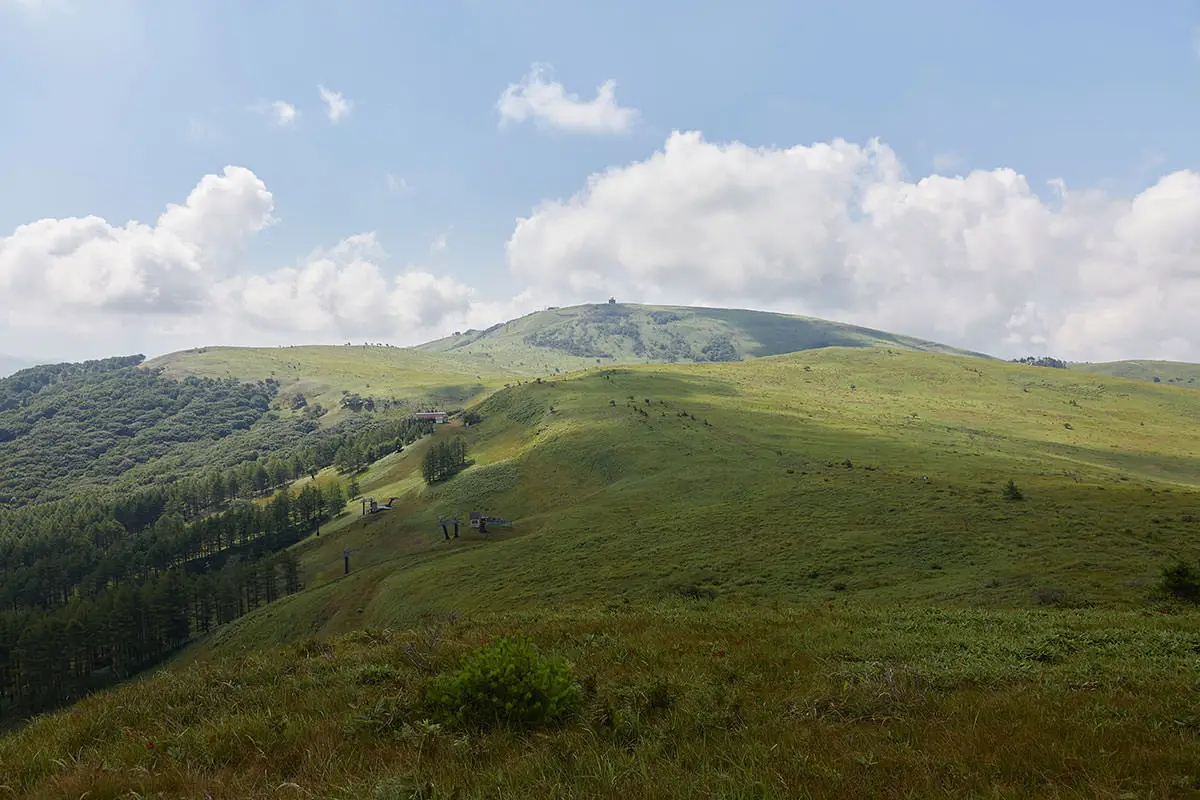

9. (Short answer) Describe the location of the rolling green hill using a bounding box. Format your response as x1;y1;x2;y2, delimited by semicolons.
416;302;993;372
1072;359;1200;389
5;346;1200;797
194;347;1200;659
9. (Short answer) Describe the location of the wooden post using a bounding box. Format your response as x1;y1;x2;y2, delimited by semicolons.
344;549;350;575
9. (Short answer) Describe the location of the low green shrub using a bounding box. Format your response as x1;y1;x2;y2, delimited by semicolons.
426;635;580;729
1160;560;1200;603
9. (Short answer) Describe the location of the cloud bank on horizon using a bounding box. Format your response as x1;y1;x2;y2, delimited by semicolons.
4;130;1199;364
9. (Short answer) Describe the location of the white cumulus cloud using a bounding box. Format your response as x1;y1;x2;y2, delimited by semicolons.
219;233;475;338
506;131;1200;362
497;63;637;134
0;166;273;321
318;84;353;123
0;171;485;355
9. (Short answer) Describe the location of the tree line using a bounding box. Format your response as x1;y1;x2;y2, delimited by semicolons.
422;438;469;484
0;480;343;720
1010;356;1068;369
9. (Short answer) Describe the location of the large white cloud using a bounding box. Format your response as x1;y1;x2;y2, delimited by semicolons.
507;131;1200;361
0;170;484;354
218;232;476;338
0;166;273;318
497;63;637;134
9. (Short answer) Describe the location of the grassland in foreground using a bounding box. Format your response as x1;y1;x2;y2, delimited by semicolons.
3;603;1199;798
4;347;1200;797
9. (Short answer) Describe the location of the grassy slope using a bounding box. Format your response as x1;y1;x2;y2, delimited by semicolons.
7;347;1200;797
1073;359;1200;389
193;347;1200;658
146;345;518;422
416;303;992;374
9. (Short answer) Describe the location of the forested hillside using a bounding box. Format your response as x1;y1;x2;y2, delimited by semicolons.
0;353;449;721
0;356;287;505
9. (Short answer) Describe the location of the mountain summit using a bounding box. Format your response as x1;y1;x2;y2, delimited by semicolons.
416;303;992;372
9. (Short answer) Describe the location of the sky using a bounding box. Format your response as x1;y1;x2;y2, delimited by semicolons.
2;0;1200;365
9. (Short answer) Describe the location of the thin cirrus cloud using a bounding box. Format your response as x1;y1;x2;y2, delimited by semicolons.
496;63;638;134
318;84;353;123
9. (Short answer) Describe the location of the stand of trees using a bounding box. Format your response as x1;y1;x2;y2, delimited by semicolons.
1011;356;1068;369
422;439;469;484
0;481;345;720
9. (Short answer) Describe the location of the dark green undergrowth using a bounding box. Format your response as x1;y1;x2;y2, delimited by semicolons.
426;634;581;728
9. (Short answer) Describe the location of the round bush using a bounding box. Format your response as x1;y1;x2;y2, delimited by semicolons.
427;635;581;728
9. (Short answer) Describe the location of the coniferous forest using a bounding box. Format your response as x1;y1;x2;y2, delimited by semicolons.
0;358;435;721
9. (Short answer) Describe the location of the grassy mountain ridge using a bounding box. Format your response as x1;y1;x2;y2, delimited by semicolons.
1072;358;1200;388
146;345;519;422
416;302;993;373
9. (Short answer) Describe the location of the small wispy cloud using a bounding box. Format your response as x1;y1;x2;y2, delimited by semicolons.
386;173;408;194
250;100;298;128
429;226;452;254
497;63;637;134
271;101;298;127
318;84;353;123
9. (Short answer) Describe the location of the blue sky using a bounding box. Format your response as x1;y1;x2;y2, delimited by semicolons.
2;0;1200;365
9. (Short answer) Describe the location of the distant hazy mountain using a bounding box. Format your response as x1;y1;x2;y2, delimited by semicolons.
1071;359;1200;389
0;355;37;378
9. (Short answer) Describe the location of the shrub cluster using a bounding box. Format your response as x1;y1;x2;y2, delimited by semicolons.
427;635;580;728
